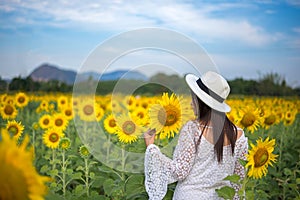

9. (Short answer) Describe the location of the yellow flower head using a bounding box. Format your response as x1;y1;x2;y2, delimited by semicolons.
103;113;118;134
246;137;278;179
52;113;68;131
43;128;64;149
0;129;50;200
15;92;29;108
1;103;18;119
115;114;144;144
238;106;263;133
39;114;52;129
6;120;24;140
283;110;296;126
130;107;150;126
57;95;69;110
78;99;99;122
262;110;278;130
62;106;74;120
149;93;190;139
36;100;49;113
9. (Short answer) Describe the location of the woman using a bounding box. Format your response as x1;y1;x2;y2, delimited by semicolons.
144;71;248;200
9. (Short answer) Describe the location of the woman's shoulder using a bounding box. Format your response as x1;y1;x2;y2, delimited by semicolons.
184;119;200;128
235;126;244;140
234;126;248;144
180;120;200;133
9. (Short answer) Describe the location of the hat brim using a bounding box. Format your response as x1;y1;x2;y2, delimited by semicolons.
185;73;231;113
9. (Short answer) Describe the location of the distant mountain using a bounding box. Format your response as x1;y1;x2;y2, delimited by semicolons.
30;63;76;84
100;70;148;81
29;63;148;84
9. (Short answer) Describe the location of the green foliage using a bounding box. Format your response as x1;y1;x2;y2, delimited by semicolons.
217;116;300;199
4;72;298;96
216;186;236;199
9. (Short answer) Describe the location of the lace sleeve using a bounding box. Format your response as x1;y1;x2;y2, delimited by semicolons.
232;133;248;199
144;121;197;200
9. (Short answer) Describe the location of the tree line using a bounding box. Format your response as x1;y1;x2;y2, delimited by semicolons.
1;72;299;96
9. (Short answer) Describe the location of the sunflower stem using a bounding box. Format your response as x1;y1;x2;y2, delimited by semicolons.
278;125;285;172
106;134;111;163
32;128;36;166
239;173;249;200
62;149;66;197
83;121;87;143
52;148;56;171
84;157;90;197
121;147;125;181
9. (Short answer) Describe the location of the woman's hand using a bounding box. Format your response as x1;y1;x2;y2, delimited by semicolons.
144;129;156;147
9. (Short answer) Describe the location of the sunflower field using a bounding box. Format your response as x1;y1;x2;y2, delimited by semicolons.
0;91;300;200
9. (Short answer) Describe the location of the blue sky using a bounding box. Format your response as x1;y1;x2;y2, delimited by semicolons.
0;0;299;87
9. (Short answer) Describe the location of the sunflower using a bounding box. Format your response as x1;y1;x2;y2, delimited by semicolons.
43;128;64;149
115;114;144;144
103;114;118;134
149;93;190;139
283;110;296;126
36;100;49;113
77;99;99;122
6;120;24;140
52;113;68;131
1;103;18;119
79;145;90;158
59;137;71;150
238;106;263;133
4;96;15;105
0;129;50;200
39;114;52;129
57;95;68;110
130;107;150;126
62;106;74;120
246;137;278;179
95;105;105;121
15;92;29;108
123;95;137;111
261;110;278;130
226;108;240;124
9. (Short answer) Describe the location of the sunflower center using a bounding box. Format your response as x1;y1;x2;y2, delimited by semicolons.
264;114;276;125
128;99;133;106
241;112;256;127
122;121;136;135
61;100;66;104
158;106;178;126
83;105;94;115
137;112;144;118
55;119;63;127
254;148;269;167
8;126;18;135
4;105;14;115
49;133;59;143
43;119;50;125
65;110;72;116
18;97;25;103
109;119;116;127
142;103;148;109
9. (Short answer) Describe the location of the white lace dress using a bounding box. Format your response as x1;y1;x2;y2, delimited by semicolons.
144;120;248;200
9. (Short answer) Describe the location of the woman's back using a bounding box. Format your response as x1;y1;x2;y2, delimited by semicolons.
173;120;247;199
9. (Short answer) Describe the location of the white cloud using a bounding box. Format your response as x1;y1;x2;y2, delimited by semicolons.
0;0;279;46
286;0;300;7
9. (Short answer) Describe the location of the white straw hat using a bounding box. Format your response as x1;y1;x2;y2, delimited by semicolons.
185;71;231;112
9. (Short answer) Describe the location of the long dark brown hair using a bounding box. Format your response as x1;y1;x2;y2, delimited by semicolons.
191;91;237;163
